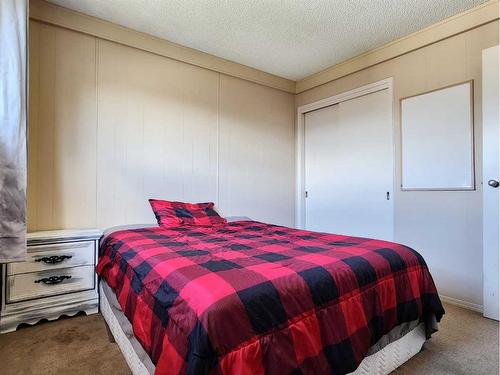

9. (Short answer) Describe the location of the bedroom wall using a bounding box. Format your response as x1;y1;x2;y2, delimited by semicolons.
27;21;295;231
295;20;499;309
27;1;497;310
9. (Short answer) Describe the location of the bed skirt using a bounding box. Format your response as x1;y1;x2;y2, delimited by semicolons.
99;281;426;375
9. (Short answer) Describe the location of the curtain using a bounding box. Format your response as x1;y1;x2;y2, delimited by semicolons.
0;0;27;262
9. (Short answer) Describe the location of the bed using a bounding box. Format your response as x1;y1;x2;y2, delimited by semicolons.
97;218;444;375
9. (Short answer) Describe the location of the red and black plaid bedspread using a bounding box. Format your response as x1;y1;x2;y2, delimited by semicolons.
97;221;444;375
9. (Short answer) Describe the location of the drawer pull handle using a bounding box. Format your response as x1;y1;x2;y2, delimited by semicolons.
34;275;72;285
35;255;73;264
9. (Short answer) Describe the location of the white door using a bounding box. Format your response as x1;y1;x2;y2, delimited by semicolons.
482;46;499;321
304;89;394;240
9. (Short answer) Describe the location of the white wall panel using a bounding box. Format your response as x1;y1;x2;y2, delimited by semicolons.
28;22;97;231
96;40;219;228
28;22;295;231
219;75;295;226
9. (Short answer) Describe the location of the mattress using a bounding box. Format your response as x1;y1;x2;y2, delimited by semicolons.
97;219;443;374
100;280;427;375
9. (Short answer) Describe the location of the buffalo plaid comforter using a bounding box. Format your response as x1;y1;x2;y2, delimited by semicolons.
97;220;444;375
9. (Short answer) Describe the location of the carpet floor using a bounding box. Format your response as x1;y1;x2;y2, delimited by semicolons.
0;303;498;374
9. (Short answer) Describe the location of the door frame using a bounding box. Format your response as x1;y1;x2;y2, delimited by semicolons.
295;77;395;232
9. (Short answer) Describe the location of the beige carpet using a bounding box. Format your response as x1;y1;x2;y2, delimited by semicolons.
0;303;498;375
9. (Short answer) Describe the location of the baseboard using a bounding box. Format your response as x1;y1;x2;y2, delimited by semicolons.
439;294;483;313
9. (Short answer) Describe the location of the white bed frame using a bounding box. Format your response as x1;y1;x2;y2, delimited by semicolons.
99;282;426;375
100;282;153;375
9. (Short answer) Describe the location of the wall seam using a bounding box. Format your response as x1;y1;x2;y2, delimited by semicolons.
216;73;221;207
94;37;99;229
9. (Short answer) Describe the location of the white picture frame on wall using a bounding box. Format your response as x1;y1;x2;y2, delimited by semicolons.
401;80;474;191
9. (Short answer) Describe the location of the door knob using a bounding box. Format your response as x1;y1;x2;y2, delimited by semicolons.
488;179;500;188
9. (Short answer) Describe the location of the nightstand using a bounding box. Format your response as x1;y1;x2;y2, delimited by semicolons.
0;229;102;333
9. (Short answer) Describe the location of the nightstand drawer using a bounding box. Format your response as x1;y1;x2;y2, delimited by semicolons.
7;241;95;276
6;265;95;303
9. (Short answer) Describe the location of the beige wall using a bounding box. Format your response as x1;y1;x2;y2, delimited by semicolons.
28;10;498;308
27;21;295;231
296;21;499;308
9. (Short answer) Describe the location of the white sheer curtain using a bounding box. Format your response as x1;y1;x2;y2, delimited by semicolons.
0;0;27;262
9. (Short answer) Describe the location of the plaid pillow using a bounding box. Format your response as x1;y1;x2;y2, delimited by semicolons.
149;206;183;227
149;199;227;227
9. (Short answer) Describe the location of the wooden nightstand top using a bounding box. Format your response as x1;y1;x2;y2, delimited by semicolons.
27;229;103;246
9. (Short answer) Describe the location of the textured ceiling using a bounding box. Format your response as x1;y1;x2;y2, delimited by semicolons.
47;0;488;80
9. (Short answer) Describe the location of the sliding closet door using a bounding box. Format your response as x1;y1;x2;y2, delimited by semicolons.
304;89;393;240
